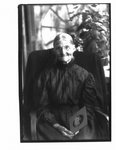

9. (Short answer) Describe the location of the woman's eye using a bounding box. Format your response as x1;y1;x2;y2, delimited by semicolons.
65;46;70;50
56;47;61;51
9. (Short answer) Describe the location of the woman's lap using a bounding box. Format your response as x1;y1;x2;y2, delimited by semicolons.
36;121;97;141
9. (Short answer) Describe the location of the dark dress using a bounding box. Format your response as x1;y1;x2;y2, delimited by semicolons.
33;59;107;141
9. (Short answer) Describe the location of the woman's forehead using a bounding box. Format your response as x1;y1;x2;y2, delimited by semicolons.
55;40;72;47
54;33;74;47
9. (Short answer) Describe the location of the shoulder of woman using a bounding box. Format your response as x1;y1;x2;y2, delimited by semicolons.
72;64;89;81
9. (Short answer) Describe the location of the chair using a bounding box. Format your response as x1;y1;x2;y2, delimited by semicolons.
22;48;110;141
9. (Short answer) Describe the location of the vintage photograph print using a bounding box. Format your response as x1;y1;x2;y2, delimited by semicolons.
18;3;111;142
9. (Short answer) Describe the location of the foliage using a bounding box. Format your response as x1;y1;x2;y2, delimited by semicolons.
67;4;110;57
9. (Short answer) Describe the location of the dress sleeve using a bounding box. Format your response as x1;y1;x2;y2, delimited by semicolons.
82;73;101;120
33;72;57;125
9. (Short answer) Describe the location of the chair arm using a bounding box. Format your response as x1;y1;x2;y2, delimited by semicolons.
30;111;37;141
95;110;109;122
95;109;110;139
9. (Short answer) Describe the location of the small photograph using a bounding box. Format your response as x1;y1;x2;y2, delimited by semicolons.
18;3;111;142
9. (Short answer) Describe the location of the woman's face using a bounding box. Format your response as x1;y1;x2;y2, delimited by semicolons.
54;36;75;64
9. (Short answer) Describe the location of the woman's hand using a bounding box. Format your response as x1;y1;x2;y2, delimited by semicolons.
53;123;74;139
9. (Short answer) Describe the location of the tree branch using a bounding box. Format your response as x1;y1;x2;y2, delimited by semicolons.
50;7;69;23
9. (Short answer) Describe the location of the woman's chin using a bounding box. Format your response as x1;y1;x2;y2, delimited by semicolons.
58;57;72;64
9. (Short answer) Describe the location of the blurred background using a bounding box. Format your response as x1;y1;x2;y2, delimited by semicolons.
18;3;110;100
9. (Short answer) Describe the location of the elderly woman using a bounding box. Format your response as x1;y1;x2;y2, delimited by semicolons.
33;33;107;141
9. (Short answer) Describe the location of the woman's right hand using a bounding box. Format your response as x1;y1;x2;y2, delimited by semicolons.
53;123;74;139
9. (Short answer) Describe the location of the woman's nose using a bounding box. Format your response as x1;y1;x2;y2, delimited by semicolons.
60;47;66;55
